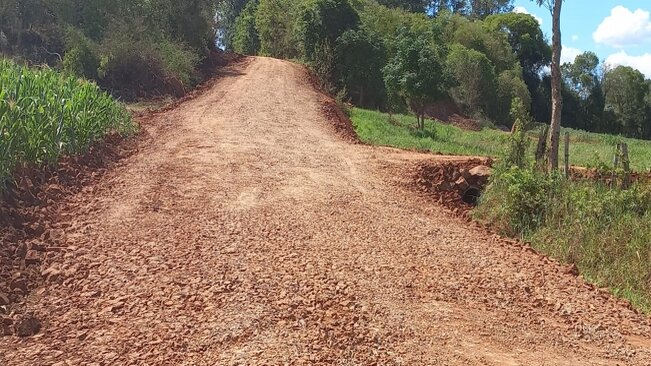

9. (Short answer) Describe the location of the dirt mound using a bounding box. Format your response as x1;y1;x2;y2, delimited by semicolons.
319;99;361;144
414;158;493;218
0;133;139;336
302;67;361;143
425;99;482;131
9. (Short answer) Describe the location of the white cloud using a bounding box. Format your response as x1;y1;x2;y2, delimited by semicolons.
513;6;543;26
561;46;583;64
571;35;579;42
605;51;651;78
593;6;651;48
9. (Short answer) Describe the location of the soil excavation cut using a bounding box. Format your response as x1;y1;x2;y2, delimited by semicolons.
2;57;651;365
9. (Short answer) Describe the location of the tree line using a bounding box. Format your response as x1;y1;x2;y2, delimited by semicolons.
0;0;217;99
222;0;651;141
2;0;651;141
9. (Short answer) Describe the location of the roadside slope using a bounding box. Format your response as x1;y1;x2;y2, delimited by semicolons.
2;57;650;365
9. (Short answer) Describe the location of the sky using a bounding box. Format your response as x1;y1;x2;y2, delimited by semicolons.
511;0;651;78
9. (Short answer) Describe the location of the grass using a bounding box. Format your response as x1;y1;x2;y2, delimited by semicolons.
474;166;651;314
351;108;651;171
0;58;135;189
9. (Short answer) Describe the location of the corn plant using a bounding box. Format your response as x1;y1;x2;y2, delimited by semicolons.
0;59;135;190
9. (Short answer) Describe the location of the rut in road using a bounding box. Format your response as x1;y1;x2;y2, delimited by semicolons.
3;57;651;365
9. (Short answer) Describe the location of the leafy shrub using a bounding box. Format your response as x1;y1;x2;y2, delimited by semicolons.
97;22;198;99
63;28;100;79
335;88;350;117
476;162;651;312
504;97;531;168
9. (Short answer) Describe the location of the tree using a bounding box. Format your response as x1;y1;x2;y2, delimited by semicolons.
485;12;550;101
603;66;647;138
383;28;449;130
431;0;514;18
496;66;531;125
451;17;517;73
232;0;260;55
217;0;251;49
534;0;562;172
297;0;359;62
255;0;299;58
561;51;603;131
335;28;387;107
468;0;514;19
446;43;496;114
377;0;428;13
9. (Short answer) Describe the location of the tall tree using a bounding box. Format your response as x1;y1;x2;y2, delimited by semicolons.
603;66;647;138
383;28;449;130
535;0;562;172
432;0;513;18
485;12;551;101
561;51;602;131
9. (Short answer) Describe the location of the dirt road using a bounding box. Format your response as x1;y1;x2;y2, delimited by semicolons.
3;57;651;365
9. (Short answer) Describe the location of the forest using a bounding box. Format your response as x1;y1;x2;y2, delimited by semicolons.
0;0;217;99
1;0;651;139
221;0;651;139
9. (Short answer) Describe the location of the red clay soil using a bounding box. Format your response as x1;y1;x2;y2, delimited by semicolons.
425;99;482;131
414;159;493;219
0;133;139;336
2;57;651;365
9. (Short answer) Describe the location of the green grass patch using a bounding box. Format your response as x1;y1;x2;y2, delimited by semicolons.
351;108;651;171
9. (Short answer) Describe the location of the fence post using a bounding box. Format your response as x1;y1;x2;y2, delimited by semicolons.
564;132;570;178
535;125;548;170
611;143;620;188
621;143;630;189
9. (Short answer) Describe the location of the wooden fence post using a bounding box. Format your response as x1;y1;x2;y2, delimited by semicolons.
621;143;630;189
564;132;570;178
611;143;620;188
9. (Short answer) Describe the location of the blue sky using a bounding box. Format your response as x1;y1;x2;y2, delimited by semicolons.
512;0;651;77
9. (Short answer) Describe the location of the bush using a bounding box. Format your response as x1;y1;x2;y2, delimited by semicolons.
476;164;651;313
97;22;199;99
63;28;100;79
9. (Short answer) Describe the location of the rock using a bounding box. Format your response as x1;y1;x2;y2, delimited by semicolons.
14;314;41;337
47;229;66;242
455;177;469;191
28;241;47;252
0;293;10;306
1;316;13;336
24;250;41;265
435;181;452;192
469;165;491;178
10;277;28;293
42;266;62;282
460;169;472;180
14;242;27;258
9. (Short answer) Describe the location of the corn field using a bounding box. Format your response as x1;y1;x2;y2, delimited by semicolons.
0;59;135;190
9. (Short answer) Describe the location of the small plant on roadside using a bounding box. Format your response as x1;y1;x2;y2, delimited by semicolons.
503;97;531;169
335;88;351;117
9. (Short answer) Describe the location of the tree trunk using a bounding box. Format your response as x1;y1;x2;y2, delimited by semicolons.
547;0;563;172
359;86;365;106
